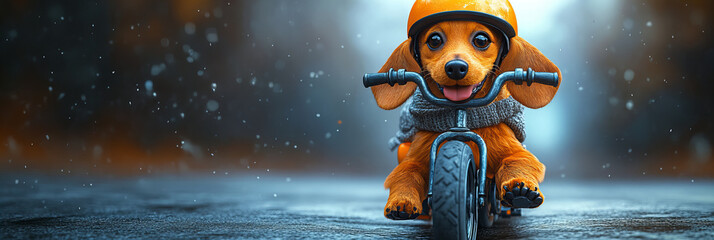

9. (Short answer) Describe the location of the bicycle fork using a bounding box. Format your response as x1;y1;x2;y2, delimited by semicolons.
427;109;488;207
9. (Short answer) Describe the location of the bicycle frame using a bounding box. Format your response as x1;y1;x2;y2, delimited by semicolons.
363;67;558;208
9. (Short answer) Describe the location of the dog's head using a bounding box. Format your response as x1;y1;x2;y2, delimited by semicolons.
370;20;561;110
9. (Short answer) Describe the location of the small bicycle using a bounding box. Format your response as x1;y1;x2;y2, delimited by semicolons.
364;68;558;239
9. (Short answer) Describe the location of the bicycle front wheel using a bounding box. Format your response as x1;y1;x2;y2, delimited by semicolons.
431;141;478;240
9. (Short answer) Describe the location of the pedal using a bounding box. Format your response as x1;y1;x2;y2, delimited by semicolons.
499;207;521;217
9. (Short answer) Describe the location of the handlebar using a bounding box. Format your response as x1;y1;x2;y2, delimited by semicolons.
363;68;558;108
363;69;418;88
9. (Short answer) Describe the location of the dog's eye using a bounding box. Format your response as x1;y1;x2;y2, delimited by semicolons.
427;33;443;50
473;33;491;50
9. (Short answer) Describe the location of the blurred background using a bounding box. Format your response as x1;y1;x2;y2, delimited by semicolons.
1;0;712;180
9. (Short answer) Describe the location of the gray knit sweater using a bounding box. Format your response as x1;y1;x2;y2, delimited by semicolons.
389;89;526;151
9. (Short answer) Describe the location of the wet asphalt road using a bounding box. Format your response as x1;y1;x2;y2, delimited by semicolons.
1;173;713;239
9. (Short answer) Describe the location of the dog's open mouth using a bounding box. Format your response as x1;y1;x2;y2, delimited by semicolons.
436;81;484;102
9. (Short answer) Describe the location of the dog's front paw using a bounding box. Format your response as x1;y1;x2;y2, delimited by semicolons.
384;194;422;220
500;178;543;208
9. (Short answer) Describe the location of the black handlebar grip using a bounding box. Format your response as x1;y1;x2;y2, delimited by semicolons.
513;68;559;87
363;68;411;88
532;72;559;87
363;73;389;88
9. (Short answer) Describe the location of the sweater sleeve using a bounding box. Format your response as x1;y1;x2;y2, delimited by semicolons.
389;97;416;151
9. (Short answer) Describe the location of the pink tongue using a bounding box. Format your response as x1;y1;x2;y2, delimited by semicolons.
443;85;476;101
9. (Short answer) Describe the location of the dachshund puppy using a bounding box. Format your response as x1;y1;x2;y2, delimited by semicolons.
370;21;561;219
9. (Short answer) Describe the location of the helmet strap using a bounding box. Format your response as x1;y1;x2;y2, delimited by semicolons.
411;37;423;68
485;32;510;80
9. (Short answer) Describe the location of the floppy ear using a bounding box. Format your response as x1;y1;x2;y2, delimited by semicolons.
500;36;561;109
370;39;421;110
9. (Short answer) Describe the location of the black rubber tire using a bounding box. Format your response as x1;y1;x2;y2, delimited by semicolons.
431;141;477;240
478;179;499;227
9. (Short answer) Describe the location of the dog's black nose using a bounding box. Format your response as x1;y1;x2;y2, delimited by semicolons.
444;59;468;80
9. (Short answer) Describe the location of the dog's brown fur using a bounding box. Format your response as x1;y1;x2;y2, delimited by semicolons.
370;21;561;218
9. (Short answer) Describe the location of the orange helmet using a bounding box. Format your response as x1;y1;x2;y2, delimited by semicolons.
407;0;518;39
406;0;518;67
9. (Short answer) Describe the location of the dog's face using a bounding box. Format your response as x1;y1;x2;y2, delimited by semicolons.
370;19;561;110
417;21;502;102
